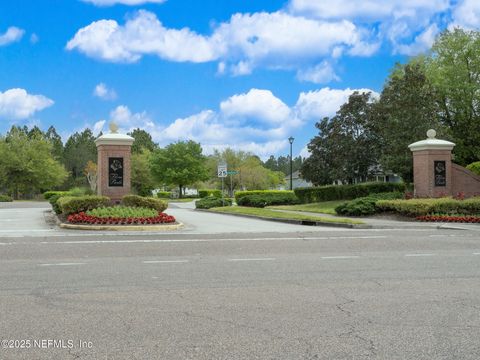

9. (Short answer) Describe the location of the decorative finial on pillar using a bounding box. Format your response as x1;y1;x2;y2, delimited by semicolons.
109;121;119;134
426;129;436;139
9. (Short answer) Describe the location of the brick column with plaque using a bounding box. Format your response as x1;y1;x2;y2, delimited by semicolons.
95;122;135;203
408;129;455;198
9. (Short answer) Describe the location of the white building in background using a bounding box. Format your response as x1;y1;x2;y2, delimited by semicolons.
284;170;313;190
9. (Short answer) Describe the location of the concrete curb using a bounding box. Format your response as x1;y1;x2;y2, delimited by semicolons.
59;222;184;231
195;209;370;229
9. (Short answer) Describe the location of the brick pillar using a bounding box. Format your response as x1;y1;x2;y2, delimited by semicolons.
408;129;455;198
95;123;134;203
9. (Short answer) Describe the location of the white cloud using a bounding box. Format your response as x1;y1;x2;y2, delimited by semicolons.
395;24;440;55
0;88;54;120
220;89;291;124
296;61;340;84
93;87;380;159
67;10;376;79
82;0;165;6
66;10;218;63
451;0;480;30
93;83;117;100
93;120;106;134
30;33;39;44
0;27;25;46
294;87;379;121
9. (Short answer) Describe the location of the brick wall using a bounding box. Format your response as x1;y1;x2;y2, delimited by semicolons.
97;144;132;202
451;164;480;198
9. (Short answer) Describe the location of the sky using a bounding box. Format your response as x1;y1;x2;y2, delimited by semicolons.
0;0;478;159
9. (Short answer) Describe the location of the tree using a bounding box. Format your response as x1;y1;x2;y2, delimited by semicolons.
150;141;209;197
84;160;97;192
426;28;480;165
45;126;64;162
373;61;443;182
302;92;379;185
128;128;157;154
63;129;97;186
263;155;303;175
0;132;67;199
131;150;156;196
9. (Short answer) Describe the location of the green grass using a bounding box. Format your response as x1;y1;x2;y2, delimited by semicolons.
86;206;157;218
209;206;363;225
267;200;345;215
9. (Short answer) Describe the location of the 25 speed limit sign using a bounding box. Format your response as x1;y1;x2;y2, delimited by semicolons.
217;164;227;178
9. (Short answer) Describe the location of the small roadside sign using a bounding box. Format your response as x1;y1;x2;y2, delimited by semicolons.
227;170;239;175
217;163;227;178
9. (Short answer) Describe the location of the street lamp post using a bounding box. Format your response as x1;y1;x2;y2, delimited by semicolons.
288;136;294;190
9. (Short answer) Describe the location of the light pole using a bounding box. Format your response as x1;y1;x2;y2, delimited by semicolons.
288;136;294;190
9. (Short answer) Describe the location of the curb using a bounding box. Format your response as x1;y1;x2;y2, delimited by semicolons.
195;209;370;229
59;222;184;231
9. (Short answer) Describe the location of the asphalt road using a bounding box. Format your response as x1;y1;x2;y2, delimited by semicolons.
1;202;480;359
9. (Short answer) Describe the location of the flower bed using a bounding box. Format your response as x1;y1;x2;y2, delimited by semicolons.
67;211;176;225
416;215;480;223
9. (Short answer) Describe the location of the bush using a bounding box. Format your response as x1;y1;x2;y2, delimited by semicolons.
43;191;70;200
234;191;299;208
58;195;111;215
86;206;157;218
122;195;168;212
335;192;404;216
466;161;480;176
376;197;480;217
157;191;172;199
0;194;13;202
195;197;232;209
294;182;406;203
199;189;222;198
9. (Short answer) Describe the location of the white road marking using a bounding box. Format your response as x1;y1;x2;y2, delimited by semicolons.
228;258;276;262
405;253;436;257
143;260;189;264
321;256;360;260
35;235;388;245
38;262;86;266
473;253;480;255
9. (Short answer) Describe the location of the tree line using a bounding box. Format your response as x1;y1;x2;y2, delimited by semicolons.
301;29;480;186
0;126;289;198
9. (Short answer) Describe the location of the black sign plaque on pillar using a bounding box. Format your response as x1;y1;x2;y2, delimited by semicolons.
434;160;446;187
108;157;124;187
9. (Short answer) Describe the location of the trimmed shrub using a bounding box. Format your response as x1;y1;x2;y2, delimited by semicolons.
0;194;13;202
376;197;480;217
157;191;172;199
86;206;157;218
236;193;298;208
49;194;68;214
58;195;111;215
335;192;404;216
466;161;480;176
199;189;222;198
195;197;232;209
122;195;168;212
43;191;70;200
294;182;406;203
335;197;377;216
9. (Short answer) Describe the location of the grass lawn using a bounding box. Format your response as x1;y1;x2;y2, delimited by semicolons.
209;206;363;225
267;200;345;215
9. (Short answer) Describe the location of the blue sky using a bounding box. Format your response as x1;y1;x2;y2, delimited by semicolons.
0;0;478;158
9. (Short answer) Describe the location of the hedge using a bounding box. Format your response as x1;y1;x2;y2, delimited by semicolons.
199;189;222;198
43;191;70;200
335;192;404;216
376;197;480;217
156;191;172;199
234;190;298;208
195;197;232;209
294;182;406;203
0;194;13;202
466;161;480;176
58;195;111;215
122;195;168;212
